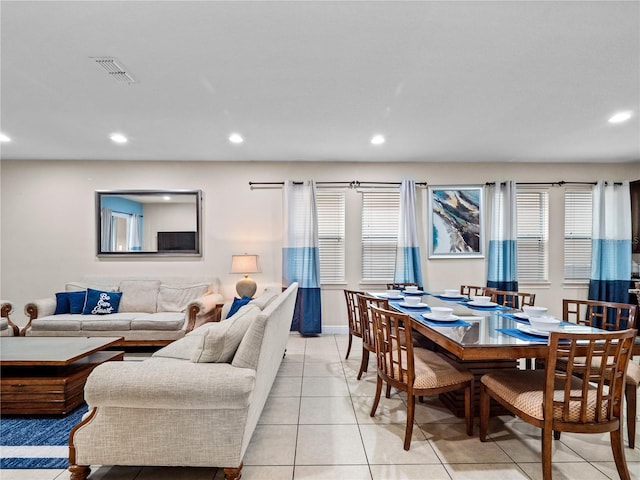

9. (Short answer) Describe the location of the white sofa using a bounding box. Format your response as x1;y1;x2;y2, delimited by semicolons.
1;301;19;336
68;283;298;480
22;279;224;346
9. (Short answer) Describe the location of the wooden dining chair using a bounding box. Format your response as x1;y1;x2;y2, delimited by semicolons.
355;294;389;380
487;289;536;309
460;285;487;298
560;299;638;448
480;328;637;480
386;282;419;291
369;305;474;450
343;290;366;360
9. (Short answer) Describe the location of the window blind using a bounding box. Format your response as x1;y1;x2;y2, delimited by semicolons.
516;190;549;281
361;191;399;282
564;189;593;280
316;190;346;283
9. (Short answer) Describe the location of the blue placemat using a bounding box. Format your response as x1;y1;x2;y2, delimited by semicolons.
464;303;510;311
432;294;469;302
411;313;471;327
497;328;549;342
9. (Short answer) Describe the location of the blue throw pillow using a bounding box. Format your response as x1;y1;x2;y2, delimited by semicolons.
225;296;252;319
82;288;122;315
68;291;88;314
54;292;71;314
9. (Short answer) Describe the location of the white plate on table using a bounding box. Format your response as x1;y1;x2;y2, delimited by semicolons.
381;294;404;300
403;290;424;295
398;302;429;309
513;312;530;320
517;323;550;337
467;300;498;308
422;313;459;322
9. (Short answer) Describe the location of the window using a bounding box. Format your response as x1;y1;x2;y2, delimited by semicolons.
361;191;399;282
516;189;549;281
564;189;593;280
316;190;345;283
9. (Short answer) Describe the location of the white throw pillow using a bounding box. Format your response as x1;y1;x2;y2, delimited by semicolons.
119;280;161;313
191;304;260;363
157;283;210;312
65;281;119;292
251;290;279;310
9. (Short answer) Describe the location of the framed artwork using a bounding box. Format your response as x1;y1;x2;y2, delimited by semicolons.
428;186;484;258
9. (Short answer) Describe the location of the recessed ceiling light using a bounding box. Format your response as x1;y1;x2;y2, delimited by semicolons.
0;133;11;142
608;111;633;124
371;134;385;145
110;133;128;144
229;133;244;144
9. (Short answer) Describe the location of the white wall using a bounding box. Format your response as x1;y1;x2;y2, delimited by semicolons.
1;160;637;331
144;203;197;251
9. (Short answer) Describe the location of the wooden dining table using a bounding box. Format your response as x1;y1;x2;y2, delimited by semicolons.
371;290;604;417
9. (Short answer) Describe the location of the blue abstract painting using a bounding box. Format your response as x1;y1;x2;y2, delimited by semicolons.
429;187;483;257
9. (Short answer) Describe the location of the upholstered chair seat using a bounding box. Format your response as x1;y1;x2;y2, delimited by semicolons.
481;370;610;423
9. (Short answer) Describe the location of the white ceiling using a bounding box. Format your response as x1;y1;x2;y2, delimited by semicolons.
1;1;639;163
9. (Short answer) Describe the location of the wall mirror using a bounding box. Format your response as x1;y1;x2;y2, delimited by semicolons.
96;190;202;257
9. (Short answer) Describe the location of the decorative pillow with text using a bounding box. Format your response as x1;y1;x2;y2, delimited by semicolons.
82;288;122;315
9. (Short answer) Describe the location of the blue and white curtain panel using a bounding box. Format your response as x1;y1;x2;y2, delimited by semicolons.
283;180;322;334
394;180;424;288
589;180;632;303
487;180;518;292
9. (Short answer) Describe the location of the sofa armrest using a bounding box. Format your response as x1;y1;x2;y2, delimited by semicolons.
1;301;19;336
84;358;256;410
1;301;12;318
186;293;225;331
25;297;56;320
23;297;56;334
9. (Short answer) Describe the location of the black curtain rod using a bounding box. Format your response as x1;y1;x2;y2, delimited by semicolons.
485;181;622;186
249;181;353;186
107;209;143;217
249;181;428;188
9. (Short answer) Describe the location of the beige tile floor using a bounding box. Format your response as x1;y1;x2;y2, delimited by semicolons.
3;334;639;480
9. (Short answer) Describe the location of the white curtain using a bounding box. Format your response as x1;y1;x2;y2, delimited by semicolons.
127;213;142;251
283;180;322;334
487;181;518;292
589;180;632;303
394;180;423;287
100;208;114;252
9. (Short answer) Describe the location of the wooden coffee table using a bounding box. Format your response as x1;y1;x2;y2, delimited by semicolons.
0;337;124;415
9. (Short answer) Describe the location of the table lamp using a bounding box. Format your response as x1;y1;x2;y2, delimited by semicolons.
230;254;260;298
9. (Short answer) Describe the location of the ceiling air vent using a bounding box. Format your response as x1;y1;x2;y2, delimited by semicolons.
91;57;137;84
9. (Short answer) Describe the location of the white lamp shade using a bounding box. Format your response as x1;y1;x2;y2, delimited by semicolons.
230;254;260;274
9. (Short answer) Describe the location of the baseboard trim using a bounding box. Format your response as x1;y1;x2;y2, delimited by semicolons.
322;325;348;335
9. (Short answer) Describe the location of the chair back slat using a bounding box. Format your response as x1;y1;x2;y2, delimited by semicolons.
545;329;636;428
344;290;365;336
370;305;414;387
562;299;637;330
357;294;389;353
460;285;487;298
485;288;535;309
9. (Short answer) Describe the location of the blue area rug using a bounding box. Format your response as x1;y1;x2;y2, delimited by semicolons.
0;404;88;469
